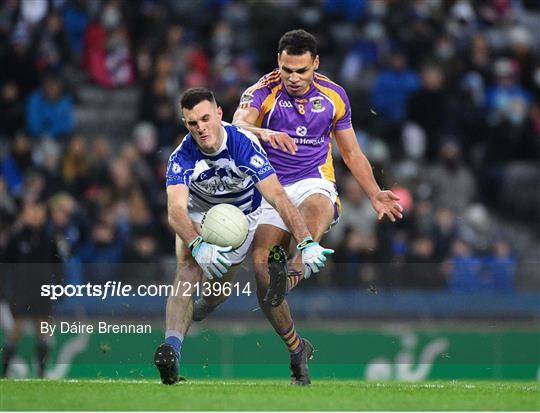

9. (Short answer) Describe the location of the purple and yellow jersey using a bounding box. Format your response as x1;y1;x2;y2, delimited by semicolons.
239;69;352;186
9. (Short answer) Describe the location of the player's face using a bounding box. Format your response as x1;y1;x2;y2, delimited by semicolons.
278;51;319;96
182;100;224;152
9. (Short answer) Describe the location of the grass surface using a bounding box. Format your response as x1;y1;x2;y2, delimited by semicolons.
1;379;538;411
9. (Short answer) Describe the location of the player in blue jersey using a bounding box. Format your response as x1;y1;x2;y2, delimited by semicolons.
154;88;333;384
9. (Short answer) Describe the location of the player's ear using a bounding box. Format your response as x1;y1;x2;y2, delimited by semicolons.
313;55;320;70
216;106;223;121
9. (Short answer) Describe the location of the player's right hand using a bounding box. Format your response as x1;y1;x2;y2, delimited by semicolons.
189;236;232;280
260;129;297;154
296;236;334;279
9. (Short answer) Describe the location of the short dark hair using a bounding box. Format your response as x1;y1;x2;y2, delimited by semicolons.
180;88;216;110
278;29;317;57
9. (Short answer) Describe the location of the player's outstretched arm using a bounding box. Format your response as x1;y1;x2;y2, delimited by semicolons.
256;174;333;277
335;127;403;222
233;106;297;154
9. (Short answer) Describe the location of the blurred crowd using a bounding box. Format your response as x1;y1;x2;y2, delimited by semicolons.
0;0;539;292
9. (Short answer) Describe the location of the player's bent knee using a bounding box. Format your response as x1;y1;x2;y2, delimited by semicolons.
174;259;201;285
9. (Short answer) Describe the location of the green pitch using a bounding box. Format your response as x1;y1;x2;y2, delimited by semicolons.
1;379;538;411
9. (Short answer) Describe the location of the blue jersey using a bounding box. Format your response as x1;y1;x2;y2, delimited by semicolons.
166;122;275;214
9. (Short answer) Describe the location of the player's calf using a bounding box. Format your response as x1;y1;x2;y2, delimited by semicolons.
287;268;303;292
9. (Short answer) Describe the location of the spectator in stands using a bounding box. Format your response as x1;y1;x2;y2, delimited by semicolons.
407;64;448;160
446;72;488;163
61;135;89;197
122;225;162;283
484;239;517;291
138;75;177;148
61;0;90;62
329;175;377;247
163;24;189;82
34;138;63;197
82;2;134;88
46;192;87;285
1;132;34;197
371;50;420;124
26;73;74;140
21;169;47;204
432;207;458;261
426;140;476;212
405;234;445;289
77;211;125;283
2;199;62;378
0;176;17;227
520;102;540;161
0;24;40;98
0;81;25;138
486;58;532;129
86;135;113;188
33;11;72;72
332;227;378;289
47;192;83;261
371;50;420;157
460;204;494;253
447;239;485;292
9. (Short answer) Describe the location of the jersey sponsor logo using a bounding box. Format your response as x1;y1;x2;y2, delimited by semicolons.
249;155;265;168
295;126;307;136
310;96;325;113
278;100;293;108
293;136;324;146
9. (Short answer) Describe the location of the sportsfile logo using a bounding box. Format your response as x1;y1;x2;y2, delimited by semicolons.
40;281;253;300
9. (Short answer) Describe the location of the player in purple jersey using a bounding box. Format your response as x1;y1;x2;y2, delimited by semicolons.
154;88;333;384
239;29;403;384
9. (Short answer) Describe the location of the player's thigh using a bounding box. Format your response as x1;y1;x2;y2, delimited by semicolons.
174;234;202;285
298;193;334;241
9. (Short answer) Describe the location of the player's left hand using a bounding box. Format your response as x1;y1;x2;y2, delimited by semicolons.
296;236;334;279
371;190;403;222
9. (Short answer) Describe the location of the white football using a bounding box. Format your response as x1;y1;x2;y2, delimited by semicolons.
201;204;249;249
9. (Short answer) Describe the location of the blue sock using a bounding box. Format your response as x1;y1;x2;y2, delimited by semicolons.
165;330;183;358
